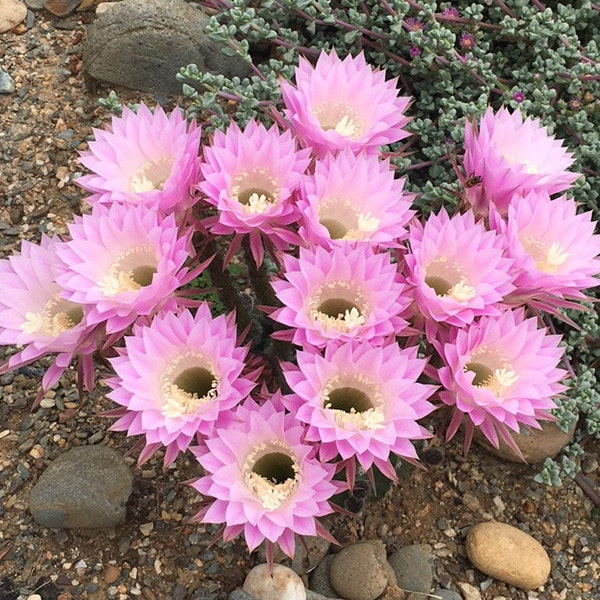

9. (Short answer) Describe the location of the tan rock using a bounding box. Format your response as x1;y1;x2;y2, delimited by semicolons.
474;421;575;463
466;522;551;590
243;563;306;600
330;540;393;600
0;0;27;33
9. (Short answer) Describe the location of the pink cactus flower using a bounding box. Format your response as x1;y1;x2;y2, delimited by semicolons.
282;341;436;482
198;120;311;266
496;191;600;305
438;308;567;454
463;106;578;215
77;103;202;213
107;304;258;466
404;208;514;336
56;203;192;335
281;49;412;157
269;244;410;349
190;395;339;558
0;236;95;389
298;149;415;249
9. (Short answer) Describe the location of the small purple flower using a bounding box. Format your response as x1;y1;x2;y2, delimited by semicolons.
569;97;583;111
459;33;475;50
442;6;460;19
404;17;426;32
409;46;421;58
513;91;525;103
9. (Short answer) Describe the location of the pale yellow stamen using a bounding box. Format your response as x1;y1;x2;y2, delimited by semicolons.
479;367;519;396
446;280;477;302
321;376;385;430
21;297;83;337
243;444;299;510
131;157;173;193
522;236;570;274
97;245;157;297
312;306;366;332
160;355;219;418
242;192;273;214
309;283;369;333
425;256;477;303
313;103;365;140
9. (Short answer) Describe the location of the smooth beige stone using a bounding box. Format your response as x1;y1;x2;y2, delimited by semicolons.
474;421;575;463
243;563;307;600
466;522;551;590
0;0;26;33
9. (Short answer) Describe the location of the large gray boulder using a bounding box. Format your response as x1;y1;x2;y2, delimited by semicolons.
29;445;133;529
83;0;251;95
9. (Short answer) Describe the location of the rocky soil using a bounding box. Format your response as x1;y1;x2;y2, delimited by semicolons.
1;6;600;600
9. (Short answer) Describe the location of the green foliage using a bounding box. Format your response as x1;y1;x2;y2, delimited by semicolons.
190;0;600;215
183;0;600;485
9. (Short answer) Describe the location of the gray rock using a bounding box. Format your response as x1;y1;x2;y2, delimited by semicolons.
329;540;394;600
0;69;15;94
24;0;46;9
258;535;331;575
229;590;256;600
29;445;133;528
387;544;434;596
309;555;338;599
82;0;251;95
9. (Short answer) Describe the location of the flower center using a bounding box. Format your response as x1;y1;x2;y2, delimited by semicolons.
424;256;477;302
97;245;158;296
243;443;299;510
464;347;518;397
318;198;380;241
131;156;174;192
21;295;84;337
309;283;369;333
521;236;569;274
231;168;280;214
313;102;365;140
160;352;219;418
322;375;385;430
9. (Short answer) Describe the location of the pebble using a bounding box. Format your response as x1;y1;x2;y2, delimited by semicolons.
230;590;257;600
581;455;599;474
457;582;482;600
28;444;133;528
465;522;551;590
104;565;121;584
0;69;15;94
387;544;434;596
329;540;394;600
243;564;306;600
0;0;27;32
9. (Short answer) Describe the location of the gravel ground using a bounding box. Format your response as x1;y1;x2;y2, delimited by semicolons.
1;8;600;600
